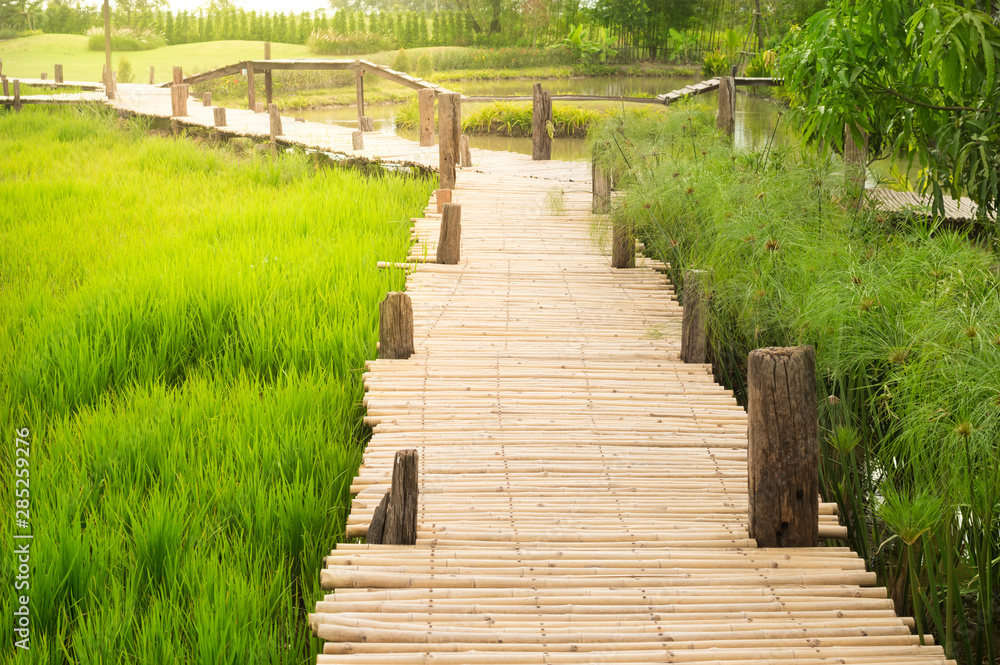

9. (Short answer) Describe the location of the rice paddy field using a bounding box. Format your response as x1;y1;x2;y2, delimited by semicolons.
0;106;434;663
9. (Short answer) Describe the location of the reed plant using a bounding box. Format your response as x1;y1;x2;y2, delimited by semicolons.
0;106;434;663
85;26;165;51
591;105;1000;663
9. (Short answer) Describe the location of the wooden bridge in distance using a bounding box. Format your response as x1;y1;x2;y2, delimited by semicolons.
0;64;955;662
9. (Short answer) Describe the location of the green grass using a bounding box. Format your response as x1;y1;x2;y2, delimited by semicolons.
0;106;435;663
592;105;1000;663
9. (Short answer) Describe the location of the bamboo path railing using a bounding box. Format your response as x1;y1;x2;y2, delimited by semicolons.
308;163;954;663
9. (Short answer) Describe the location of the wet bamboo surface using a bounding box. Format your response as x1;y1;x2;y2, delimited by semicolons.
309;161;953;663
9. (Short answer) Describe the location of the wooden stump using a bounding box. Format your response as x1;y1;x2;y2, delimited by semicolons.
418;88;434;146
352;130;364;150
264;41;271;60
680;270;707;364
172;66;183;85
379;292;414;360
171;118;181;136
359;116;375;132
592;153;612;214
460;134;472;167
264;70;273;105
202;92;212;107
531;82;553;161
611;219;634;269
12;79;20;112
54;64;63;84
170;84;188;117
366;492;391;544
436;203;461;265
40;72;47;80
747;346;819;548
149;66;154;84
438;92;459;190
268;103;282;144
2;77;8;97
717;76;735;136
247;62;256;112
213;107;227;127
435;188;451;214
383;449;419;546
844;123;868;192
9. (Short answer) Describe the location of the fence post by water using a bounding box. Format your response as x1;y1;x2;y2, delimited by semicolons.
352;130;363;150
680;270;707;364
355;60;365;122
172;66;183;85
459;135;472;167
367;449;419;546
717;76;735;136
531;82;552;160
611;219;634;269
437;203;461;264
438;92;460;190
592;147;612;214
435;188;451;213
2;76;8;97
213;107;226;127
202;92;212;107
54;64;63;83
418;89;434;146
379;292;414;360
170;83;188;118
747;345;819;547
268;103;282;147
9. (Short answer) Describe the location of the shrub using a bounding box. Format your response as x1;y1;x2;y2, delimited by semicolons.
86;26;166;52
744;50;777;78
392;48;411;73
432;47;576;71
701;49;729;77
415;53;433;79
0;28;17;40
117;57;134;84
307;30;392;55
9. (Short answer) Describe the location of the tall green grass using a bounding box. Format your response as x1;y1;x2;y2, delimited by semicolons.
591;106;1000;663
0;106;434;663
85;26;166;52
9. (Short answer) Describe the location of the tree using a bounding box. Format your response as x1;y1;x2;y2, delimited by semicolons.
780;0;1000;218
114;0;164;27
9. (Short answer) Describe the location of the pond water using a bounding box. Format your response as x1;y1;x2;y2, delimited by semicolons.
295;76;793;162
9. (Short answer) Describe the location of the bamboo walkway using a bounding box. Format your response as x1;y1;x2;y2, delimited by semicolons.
309;169;953;662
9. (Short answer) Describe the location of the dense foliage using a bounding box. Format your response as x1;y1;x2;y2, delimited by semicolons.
592;105;1000;663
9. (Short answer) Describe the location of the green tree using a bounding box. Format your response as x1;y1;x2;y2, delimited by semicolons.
779;0;1000;218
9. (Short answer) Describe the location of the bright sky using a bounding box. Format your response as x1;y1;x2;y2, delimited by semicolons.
165;0;332;15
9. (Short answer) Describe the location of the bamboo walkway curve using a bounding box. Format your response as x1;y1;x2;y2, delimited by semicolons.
0;79;953;662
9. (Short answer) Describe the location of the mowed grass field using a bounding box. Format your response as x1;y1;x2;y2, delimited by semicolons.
0;107;434;663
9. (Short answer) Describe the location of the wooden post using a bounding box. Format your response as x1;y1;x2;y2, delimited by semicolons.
438;92;459;190
680;270;707;364
54;65;63;83
844;123;869;191
418;88;434;146
254;102;264;113
247;62;256;112
451;95;462;164
611;219;634;269
264;69;273;106
171;118;181;136
747;346;819;548
352;130;364;150
102;0;113;100
213;107;226;127
355;60;365;122
202;92;212;106
268;103;282;144
170;83;188;117
717;76;735;136
592;146;611;214
40;72;47;80
12;79;20;112
264;41;271;60
459;134;472;167
531;82;552;160
383;449;419;545
379;292;414;360
149;66;154;84
2;77;8;97
436;203;461;264
366;492;391;544
359;116;374;132
172;66;183;85
435;188;451;213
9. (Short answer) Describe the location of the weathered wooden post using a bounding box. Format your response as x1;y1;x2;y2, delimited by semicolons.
368;449;419;545
355;59;365;123
102;0;113;100
451;95;462;163
680;270;707;364
592;145;612;214
264;41;271;60
435;188;451;213
172;66;183;85
213;107;227;127
437;203;461;264
264;67;273;106
149;66;154;84
40;72;47;80
54;65;63;83
268;103;282;146
418;88;434;146
438;92;459;190
202;92;212;106
352;130;364;150
246;62;256;112
170;83;188;117
254;102;264;113
2;76;8;97
844;123;868;191
717;76;735;136
459;134;472;167
379;292;414;360
747;345;819;547
611;219;634;269
531;82;552;160
12;79;21;112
